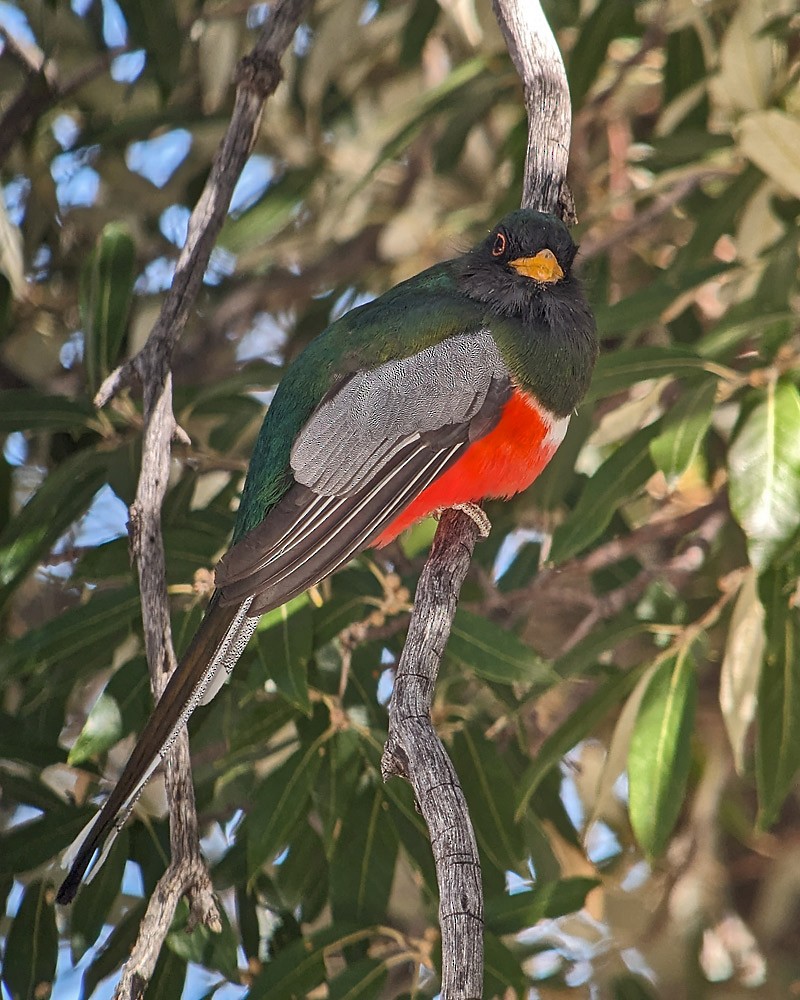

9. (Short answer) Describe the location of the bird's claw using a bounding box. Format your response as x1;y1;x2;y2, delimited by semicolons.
438;503;491;538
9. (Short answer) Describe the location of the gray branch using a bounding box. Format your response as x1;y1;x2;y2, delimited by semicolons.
382;509;484;998
493;0;574;221
100;2;312;996
382;3;573;997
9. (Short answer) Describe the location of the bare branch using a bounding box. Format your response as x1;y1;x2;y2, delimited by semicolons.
95;0;311;409
105;2;311;995
0;28;118;167
492;0;572;219
382;509;483;1000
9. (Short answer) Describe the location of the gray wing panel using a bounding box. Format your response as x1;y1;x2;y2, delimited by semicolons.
290;330;507;496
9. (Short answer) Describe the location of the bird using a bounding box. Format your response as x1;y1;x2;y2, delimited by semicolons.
57;208;597;904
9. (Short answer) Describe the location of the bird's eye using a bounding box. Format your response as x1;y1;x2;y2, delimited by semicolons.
491;232;507;257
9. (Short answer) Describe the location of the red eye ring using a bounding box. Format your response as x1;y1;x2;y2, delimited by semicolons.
492;232;507;257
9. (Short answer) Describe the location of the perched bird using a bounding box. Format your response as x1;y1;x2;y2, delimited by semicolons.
57;208;597;904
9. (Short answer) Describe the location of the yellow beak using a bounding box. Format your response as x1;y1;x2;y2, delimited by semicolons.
509;248;564;283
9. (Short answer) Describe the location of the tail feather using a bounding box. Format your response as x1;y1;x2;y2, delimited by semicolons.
56;596;254;905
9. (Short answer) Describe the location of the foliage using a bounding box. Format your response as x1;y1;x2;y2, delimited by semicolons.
1;0;799;997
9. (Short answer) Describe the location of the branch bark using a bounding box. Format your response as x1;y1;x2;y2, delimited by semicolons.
98;2;311;996
492;0;573;219
381;3;574;997
381;509;484;999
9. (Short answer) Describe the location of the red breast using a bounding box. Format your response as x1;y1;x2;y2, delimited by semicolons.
374;388;568;545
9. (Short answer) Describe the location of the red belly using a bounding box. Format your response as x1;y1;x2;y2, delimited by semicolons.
374;389;561;545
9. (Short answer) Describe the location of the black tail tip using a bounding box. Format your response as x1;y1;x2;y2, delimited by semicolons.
56;868;82;905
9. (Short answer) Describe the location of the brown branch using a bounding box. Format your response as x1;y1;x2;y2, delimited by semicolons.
556;507;727;656
382;509;484;1000
101;2;312;996
95;0;311;409
381;3;574;997
559;497;725;577
0;27;119;167
580;169;733;262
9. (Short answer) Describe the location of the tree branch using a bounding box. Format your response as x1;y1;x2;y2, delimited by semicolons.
100;2;311;996
0;26;119;167
381;3;574;997
382;509;484;999
492;0;573;219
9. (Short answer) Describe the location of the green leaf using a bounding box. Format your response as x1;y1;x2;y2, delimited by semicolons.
70;830;129;961
248;925;360;999
0;807;93;877
484;877;599;935
257;595;313;714
649;379;717;485
550;422;661;563
516;666;642;819
105;655;152;737
756;559;800;827
273;824;329;924
0;448;110;602
246;739;326;875
330;783;399;926
178;359;282;410
450;729;524;873
1;880;57;1000
80;222;136;393
0;390;96;432
117;0;182;99
400;0;439;67
0;712;65;767
720;569;765;773
593;262;731;340
739;110;800;200
447;609;555;685
67;691;123;765
628;647;697;857
483;931;528;997
328;958;388;1000
587;347;711;402
313;728;361;855
80;901;147;1000
0;586;141;679
0;771;68;813
729;381;800;571
361;58;493;188
569;0;637;107
144;946;187;1000
166;900;240;982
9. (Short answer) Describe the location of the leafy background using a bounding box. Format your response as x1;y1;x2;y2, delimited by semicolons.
1;0;800;997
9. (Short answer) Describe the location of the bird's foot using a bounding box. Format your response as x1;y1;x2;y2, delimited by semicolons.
442;503;492;538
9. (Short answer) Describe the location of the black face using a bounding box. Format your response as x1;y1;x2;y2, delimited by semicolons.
458;209;580;316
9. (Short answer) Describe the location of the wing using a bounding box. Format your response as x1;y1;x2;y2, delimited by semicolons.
216;330;511;614
57;330;510;904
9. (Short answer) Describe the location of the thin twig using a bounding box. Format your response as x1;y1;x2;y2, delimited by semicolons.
95;0;310;409
0;27;120;166
557;507;726;656
102;2;311;996
580;169;731;261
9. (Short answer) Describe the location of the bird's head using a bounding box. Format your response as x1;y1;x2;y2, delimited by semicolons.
458;209;579;317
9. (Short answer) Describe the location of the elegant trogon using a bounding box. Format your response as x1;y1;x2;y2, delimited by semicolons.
57;208;598;903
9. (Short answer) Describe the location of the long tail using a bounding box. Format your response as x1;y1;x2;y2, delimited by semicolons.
56;594;259;904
